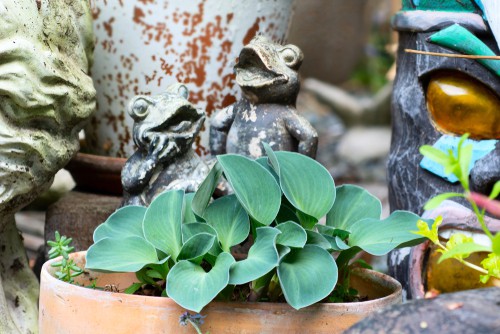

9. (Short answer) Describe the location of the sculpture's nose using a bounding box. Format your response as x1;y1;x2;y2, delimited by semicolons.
470;147;500;198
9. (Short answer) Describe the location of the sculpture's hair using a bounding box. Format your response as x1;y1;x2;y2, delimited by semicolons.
0;0;96;212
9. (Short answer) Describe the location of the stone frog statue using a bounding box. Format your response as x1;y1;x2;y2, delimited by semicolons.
121;84;209;206
209;36;318;158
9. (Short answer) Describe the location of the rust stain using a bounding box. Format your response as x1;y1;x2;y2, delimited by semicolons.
243;17;261;45
133;7;146;25
103;17;115;38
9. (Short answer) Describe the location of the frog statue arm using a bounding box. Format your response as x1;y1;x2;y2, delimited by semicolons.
209;104;236;156
0;1;95;332
284;110;319;158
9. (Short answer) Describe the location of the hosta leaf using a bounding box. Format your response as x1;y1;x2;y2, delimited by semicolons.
276;221;307;248
205;195;250;252
86;236;159;272
183;192;198;224
93;206;146;242
326;185;381;231
218;154;281;225
192;162;223;218
316;225;350;240
177;233;216;262
278;245;338;310
277;244;291;260
143;190;184;260
167;252;235;312
229;227;281;285
181;223;222;257
306;230;331;250
264;143;335;220
348;211;428;256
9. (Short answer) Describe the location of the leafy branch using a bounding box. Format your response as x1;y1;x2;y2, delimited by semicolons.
47;231;83;284
415;134;500;282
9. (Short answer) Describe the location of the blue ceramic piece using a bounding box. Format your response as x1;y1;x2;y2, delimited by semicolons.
420;135;498;183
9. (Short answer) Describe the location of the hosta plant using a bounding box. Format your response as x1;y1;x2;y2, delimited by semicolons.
86;144;428;312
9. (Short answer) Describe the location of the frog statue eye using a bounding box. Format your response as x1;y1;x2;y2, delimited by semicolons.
279;45;304;70
426;71;500;140
128;96;151;121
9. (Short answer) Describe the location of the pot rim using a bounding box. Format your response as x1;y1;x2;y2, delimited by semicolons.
41;251;402;312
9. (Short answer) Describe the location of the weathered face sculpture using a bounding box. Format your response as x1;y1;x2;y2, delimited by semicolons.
0;0;96;216
389;1;500;298
0;1;95;332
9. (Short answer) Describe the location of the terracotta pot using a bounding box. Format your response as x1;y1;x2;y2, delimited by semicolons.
40;252;402;334
87;0;297;158
65;153;126;196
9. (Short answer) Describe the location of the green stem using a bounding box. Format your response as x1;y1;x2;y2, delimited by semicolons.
435;239;499;279
469;199;494;240
187;319;203;334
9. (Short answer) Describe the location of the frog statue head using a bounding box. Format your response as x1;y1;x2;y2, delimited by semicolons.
235;35;304;105
122;84;208;206
0;1;95;332
388;0;500;299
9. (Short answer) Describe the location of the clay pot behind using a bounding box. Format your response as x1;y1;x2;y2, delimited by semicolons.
40;252;401;334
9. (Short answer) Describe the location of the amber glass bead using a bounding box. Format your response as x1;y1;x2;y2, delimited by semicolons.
426;71;500;140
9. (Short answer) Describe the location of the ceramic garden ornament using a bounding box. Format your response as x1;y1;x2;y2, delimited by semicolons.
122;84;209;206
210;36;318;159
389;0;500;298
0;0;95;332
87;0;297;158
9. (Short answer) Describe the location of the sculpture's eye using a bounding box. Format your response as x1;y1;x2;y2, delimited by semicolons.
130;98;150;119
279;47;298;67
426;71;500;140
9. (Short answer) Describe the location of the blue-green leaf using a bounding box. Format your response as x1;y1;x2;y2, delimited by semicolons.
166;252;235;312
143;190;184;260
177;233;216;262
93;206;146;242
326;185;381;231
218;154;281;226
229;227;281;284
347;211;425;256
278;245;338;309
306;230;331;250
192;162;223;218
276;221;307;248
183;192;198;224
181;223;222;257
264;144;335;220
86;236;159;272
205;195;250;252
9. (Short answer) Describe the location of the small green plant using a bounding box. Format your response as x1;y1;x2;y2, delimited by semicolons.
179;312;208;334
85;144;427;313
47;231;83;284
414;134;500;283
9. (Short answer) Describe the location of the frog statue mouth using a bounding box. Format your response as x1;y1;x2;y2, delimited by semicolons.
134;104;205;159
234;46;289;88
